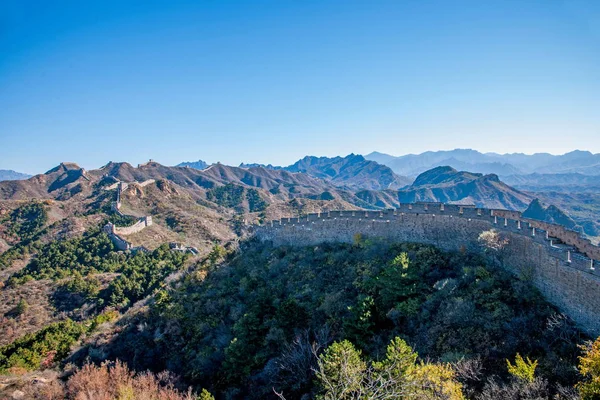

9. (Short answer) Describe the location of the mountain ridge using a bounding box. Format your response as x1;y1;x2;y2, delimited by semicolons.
366;149;600;177
397;165;533;210
0;170;32;182
182;154;412;191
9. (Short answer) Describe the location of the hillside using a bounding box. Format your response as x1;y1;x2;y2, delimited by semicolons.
397;166;533;210
0;163;93;201
0;160;373;247
202;154;413;191
285;154;411;190
522;199;582;232
533;192;600;240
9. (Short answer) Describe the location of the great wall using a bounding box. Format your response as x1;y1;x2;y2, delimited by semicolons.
102;180;155;252
102;179;198;254
254;203;600;336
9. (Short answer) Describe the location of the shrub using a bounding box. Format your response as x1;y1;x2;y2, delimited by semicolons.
15;298;29;316
507;353;538;383
66;360;202;399
0;320;86;372
246;189;268;212
207;183;245;208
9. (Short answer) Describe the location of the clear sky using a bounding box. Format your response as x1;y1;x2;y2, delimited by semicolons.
1;0;600;174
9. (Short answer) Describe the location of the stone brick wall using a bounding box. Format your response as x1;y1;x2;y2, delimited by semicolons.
102;180;154;251
254;203;600;336
102;223;131;251
113;216;153;235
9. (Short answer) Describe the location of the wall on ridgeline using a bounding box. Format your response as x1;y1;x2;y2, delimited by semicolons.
102;180;154;251
103;223;131;251
113;216;153;235
254;203;600;336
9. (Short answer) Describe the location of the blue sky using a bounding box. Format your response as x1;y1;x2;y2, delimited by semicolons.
1;0;600;174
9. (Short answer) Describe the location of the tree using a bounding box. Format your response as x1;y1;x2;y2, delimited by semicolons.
378;252;419;308
315;337;464;400
208;243;226;266
577;337;600;399
352;233;363;247
413;363;465;400
507;353;538;383
343;296;375;349
199;388;216;400
15;298;28;316
315;340;366;400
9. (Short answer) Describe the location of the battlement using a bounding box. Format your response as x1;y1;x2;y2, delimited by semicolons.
254;202;600;336
264;203;600;263
113;216;153;236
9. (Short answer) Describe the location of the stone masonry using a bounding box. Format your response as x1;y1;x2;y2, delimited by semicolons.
254;203;600;337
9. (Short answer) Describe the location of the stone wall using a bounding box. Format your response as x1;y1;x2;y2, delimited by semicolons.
113;216;153;235
102;223;131;251
254;203;600;336
102;180;154;250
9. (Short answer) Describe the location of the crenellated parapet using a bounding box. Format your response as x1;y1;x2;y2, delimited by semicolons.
260;202;599;264
113;216;153;236
254;202;600;336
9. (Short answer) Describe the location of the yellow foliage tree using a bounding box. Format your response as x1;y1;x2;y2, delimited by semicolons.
506;353;538;383
576;337;600;399
413;362;465;400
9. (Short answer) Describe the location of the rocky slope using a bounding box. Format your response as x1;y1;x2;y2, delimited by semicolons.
503;173;600;192
397;166;534;210
284;154;411;190
199;154;412;191
522;199;582;232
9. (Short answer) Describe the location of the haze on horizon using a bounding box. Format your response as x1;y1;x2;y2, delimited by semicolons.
2;0;600;174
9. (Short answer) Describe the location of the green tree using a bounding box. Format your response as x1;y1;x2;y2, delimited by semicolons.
207;243;226;266
344;295;375;349
15;298;28;316
373;337;418;378
315;340;366;400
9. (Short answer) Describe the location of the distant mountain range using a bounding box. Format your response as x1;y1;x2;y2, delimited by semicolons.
0;159;532;214
4;149;599;241
0;169;31;182
176;160;209;170
366;149;600;177
0;158;536;214
181;154;411;191
502;173;600;192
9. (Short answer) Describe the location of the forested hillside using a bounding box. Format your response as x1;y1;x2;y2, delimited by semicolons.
84;239;589;399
